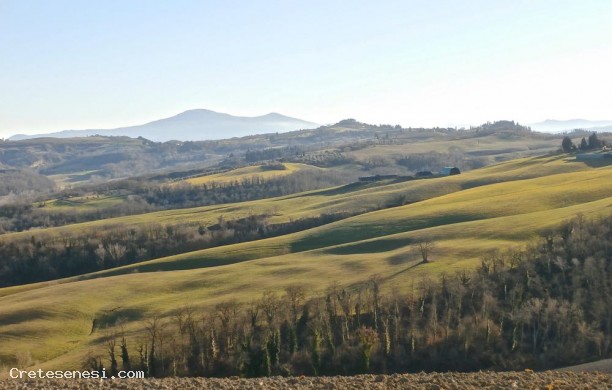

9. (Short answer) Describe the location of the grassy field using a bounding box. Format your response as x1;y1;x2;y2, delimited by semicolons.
40;195;126;212
179;162;320;186
0;154;611;371
47;170;104;187
3;154;592;243
343;132;561;165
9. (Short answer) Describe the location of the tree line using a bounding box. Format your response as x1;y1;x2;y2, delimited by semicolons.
88;214;611;377
0;170;346;234
561;132;606;152
0;210;357;287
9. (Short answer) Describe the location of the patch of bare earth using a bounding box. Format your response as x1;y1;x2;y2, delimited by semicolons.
558;358;612;374
1;372;611;390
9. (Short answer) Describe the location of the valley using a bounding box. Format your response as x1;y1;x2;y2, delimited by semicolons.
0;121;610;378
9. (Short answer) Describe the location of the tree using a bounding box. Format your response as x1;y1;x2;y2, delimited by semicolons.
284;284;306;325
561;136;574;153
120;335;131;371
106;336;118;377
260;290;281;329
580;137;588;151
588;132;601;149
417;240;435;263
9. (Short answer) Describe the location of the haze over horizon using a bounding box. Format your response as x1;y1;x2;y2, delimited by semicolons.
1;1;612;138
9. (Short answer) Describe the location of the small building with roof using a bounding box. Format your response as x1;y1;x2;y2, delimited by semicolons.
439;167;461;176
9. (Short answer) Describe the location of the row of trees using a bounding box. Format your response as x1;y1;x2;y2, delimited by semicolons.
396;150;486;173
561;132;605;152
89;214;612;377
0;210;356;287
0;170;346;233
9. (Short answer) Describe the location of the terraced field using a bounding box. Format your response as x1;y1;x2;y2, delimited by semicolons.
0;154;611;372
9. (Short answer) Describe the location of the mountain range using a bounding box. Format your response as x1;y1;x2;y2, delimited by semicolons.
9;109;318;142
529;119;612;133
11;113;612;142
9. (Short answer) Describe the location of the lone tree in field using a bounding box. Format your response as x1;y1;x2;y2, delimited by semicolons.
561;136;574;153
416;240;435;263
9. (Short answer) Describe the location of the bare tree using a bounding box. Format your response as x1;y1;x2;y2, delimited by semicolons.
216;300;240;355
416;239;435;263
103;329;119;376
260;290;281;329
284;284;306;325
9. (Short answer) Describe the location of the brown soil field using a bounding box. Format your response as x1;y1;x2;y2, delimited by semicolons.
1;372;611;390
558;359;612;374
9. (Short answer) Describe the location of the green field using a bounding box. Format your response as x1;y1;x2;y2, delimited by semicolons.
0;154;611;371
41;194;126;212
179;162;321;186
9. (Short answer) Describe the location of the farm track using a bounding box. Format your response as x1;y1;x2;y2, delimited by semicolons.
1;371;611;389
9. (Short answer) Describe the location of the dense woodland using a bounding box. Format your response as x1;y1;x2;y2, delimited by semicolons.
89;214;612;377
0;169;56;197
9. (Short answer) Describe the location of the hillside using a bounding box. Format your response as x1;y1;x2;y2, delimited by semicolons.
0;154;597;286
178;162;323;186
0;120;571;190
0;120;579;240
0;155;611;371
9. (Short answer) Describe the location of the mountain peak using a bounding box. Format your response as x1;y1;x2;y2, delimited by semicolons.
10;109;318;142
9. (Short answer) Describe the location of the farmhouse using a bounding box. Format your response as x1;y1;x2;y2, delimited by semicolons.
439;167;461;176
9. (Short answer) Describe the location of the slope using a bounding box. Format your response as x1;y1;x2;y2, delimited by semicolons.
0;155;611;370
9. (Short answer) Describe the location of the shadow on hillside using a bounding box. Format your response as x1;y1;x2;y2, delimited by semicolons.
344;259;425;292
386;250;419;266
384;260;427;281
288;177;415;199
326;237;413;255
0;308;49;326
575;159;612;168
93;307;145;331
289;181;370;198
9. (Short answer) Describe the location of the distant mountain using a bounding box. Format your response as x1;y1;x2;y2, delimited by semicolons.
9;109;318;142
530;119;612;133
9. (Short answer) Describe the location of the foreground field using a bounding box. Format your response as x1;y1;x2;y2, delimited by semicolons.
1;372;610;390
560;359;612;374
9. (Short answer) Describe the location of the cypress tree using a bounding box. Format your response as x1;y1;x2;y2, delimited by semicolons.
120;336;131;371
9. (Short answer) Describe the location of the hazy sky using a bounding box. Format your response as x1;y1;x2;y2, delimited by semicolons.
1;0;612;137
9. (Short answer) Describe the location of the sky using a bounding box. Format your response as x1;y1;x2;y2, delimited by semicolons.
1;0;612;137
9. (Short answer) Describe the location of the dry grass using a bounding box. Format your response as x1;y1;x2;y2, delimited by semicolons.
180;162;319;186
0;155;610;370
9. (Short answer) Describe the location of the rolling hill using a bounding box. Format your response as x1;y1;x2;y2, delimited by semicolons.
0;154;611;371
